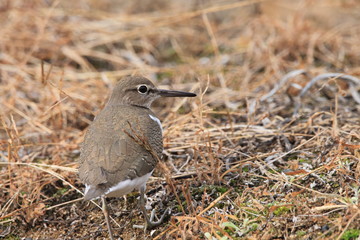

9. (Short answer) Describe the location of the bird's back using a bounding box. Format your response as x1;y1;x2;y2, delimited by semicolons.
79;104;163;200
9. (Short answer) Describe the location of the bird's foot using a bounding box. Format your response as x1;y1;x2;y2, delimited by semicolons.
133;208;169;230
145;208;169;230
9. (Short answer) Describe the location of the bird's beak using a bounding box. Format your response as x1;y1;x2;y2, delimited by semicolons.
158;89;196;97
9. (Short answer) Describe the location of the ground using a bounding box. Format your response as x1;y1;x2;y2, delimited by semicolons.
0;0;359;239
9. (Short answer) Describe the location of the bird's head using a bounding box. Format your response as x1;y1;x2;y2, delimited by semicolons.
108;76;196;108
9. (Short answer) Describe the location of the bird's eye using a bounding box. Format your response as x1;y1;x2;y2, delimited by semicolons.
137;85;148;94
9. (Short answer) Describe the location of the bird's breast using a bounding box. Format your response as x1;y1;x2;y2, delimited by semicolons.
148;114;163;134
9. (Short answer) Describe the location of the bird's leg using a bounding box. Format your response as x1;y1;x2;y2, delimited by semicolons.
139;186;168;230
101;196;115;240
123;195;127;210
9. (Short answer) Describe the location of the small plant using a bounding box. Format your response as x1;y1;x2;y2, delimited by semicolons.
273;206;292;216
341;229;360;240
296;230;307;237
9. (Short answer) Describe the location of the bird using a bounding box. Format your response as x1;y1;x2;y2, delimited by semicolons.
78;76;196;239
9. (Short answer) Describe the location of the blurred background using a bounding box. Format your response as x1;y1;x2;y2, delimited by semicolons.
0;0;359;239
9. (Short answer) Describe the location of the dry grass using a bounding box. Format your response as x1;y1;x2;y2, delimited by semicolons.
0;0;360;239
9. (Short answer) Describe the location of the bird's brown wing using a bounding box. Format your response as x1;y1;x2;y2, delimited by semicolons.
78;106;162;199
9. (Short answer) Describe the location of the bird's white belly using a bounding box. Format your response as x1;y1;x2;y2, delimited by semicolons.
84;172;152;199
104;171;152;198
